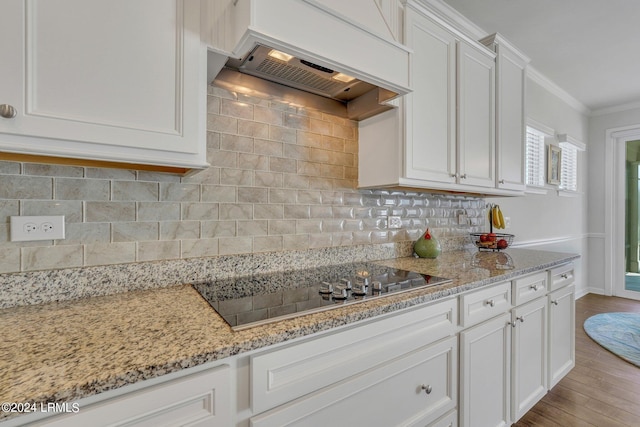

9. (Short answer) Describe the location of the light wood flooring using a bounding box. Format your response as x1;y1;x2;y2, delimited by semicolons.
514;293;640;426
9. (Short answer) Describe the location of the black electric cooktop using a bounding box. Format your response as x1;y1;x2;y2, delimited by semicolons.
193;262;451;331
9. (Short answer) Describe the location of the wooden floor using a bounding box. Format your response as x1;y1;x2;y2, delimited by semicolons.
514;294;640;426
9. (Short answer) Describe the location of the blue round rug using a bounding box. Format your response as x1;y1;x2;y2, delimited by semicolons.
584;312;640;367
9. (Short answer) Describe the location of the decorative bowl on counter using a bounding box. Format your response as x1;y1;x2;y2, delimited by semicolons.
470;232;515;251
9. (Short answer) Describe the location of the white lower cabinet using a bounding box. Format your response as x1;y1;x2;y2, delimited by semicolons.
35;365;231;427
247;299;458;427
250;336;457;427
548;284;576;388
510;296;547;422
459;312;511;427
460;264;575;426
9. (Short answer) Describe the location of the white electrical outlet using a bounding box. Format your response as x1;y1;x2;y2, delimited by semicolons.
388;216;402;229
504;216;511;228
10;216;66;242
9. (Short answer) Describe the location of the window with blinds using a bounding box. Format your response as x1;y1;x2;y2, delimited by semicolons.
559;143;578;192
526;126;546;187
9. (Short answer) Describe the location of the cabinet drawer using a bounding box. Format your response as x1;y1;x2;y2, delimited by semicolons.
459;282;511;328
512;271;547;305
549;263;574;291
39;365;230;427
250;336;457;427
251;298;457;414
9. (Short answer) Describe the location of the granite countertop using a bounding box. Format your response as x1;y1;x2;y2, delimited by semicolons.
0;248;579;421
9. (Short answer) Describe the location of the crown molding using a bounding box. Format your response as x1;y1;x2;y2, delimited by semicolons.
413;0;592;117
526;66;591;116
407;0;486;39
591;100;640;117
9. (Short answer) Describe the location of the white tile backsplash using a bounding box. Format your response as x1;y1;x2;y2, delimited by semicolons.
0;84;486;274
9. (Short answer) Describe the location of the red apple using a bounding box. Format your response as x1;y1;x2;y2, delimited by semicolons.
497;239;508;249
479;234;489;242
487;233;497;242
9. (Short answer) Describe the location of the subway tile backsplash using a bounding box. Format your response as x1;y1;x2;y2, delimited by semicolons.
0;84;486;275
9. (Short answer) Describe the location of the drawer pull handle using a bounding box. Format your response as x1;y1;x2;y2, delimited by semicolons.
551;300;559;306
460;174;467;179
485;299;495;307
560;274;569;279
0;104;17;119
421;384;433;395
530;284;540;291
511;316;525;327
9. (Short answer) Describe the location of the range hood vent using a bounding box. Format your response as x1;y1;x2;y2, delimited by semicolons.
205;0;411;122
215;44;398;121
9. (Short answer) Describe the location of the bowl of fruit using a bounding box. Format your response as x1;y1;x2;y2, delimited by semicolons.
470;232;514;251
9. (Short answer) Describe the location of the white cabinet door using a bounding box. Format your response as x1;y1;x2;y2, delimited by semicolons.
250;336;458;427
403;7;457;184
459;312;511;427
0;0;207;169
483;35;528;191
548;284;575;388
457;41;495;188
511;297;548;423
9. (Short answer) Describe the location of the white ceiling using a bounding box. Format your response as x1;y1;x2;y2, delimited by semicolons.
440;0;640;113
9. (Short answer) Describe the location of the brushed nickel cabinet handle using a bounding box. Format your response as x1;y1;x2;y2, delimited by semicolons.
486;299;495;307
421;384;433;395
0;104;17;119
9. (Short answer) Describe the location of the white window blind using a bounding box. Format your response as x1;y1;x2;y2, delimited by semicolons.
559;143;578;192
557;134;585;193
526;126;546;187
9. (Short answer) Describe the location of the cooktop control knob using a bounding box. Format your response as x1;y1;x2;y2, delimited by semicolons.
333;285;349;299
319;282;333;294
372;280;383;291
352;282;368;296
340;278;352;290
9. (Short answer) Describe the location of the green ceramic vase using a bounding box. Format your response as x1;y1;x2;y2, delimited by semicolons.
414;229;441;258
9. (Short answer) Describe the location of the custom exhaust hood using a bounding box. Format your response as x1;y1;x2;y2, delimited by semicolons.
206;0;412;121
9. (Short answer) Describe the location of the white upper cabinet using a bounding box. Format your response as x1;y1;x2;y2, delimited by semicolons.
0;0;207;171
482;33;530;192
403;6;457;184
359;2;506;195
456;40;496;188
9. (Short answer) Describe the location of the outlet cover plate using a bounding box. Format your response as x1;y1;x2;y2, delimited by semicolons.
10;215;66;242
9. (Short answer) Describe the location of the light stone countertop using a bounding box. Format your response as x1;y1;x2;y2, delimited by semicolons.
0;248;579;422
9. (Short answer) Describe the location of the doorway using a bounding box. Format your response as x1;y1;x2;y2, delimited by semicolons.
625;141;640;293
607;126;640;300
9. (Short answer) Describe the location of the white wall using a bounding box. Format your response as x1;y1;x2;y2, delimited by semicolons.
488;77;590;296
588;106;640;295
